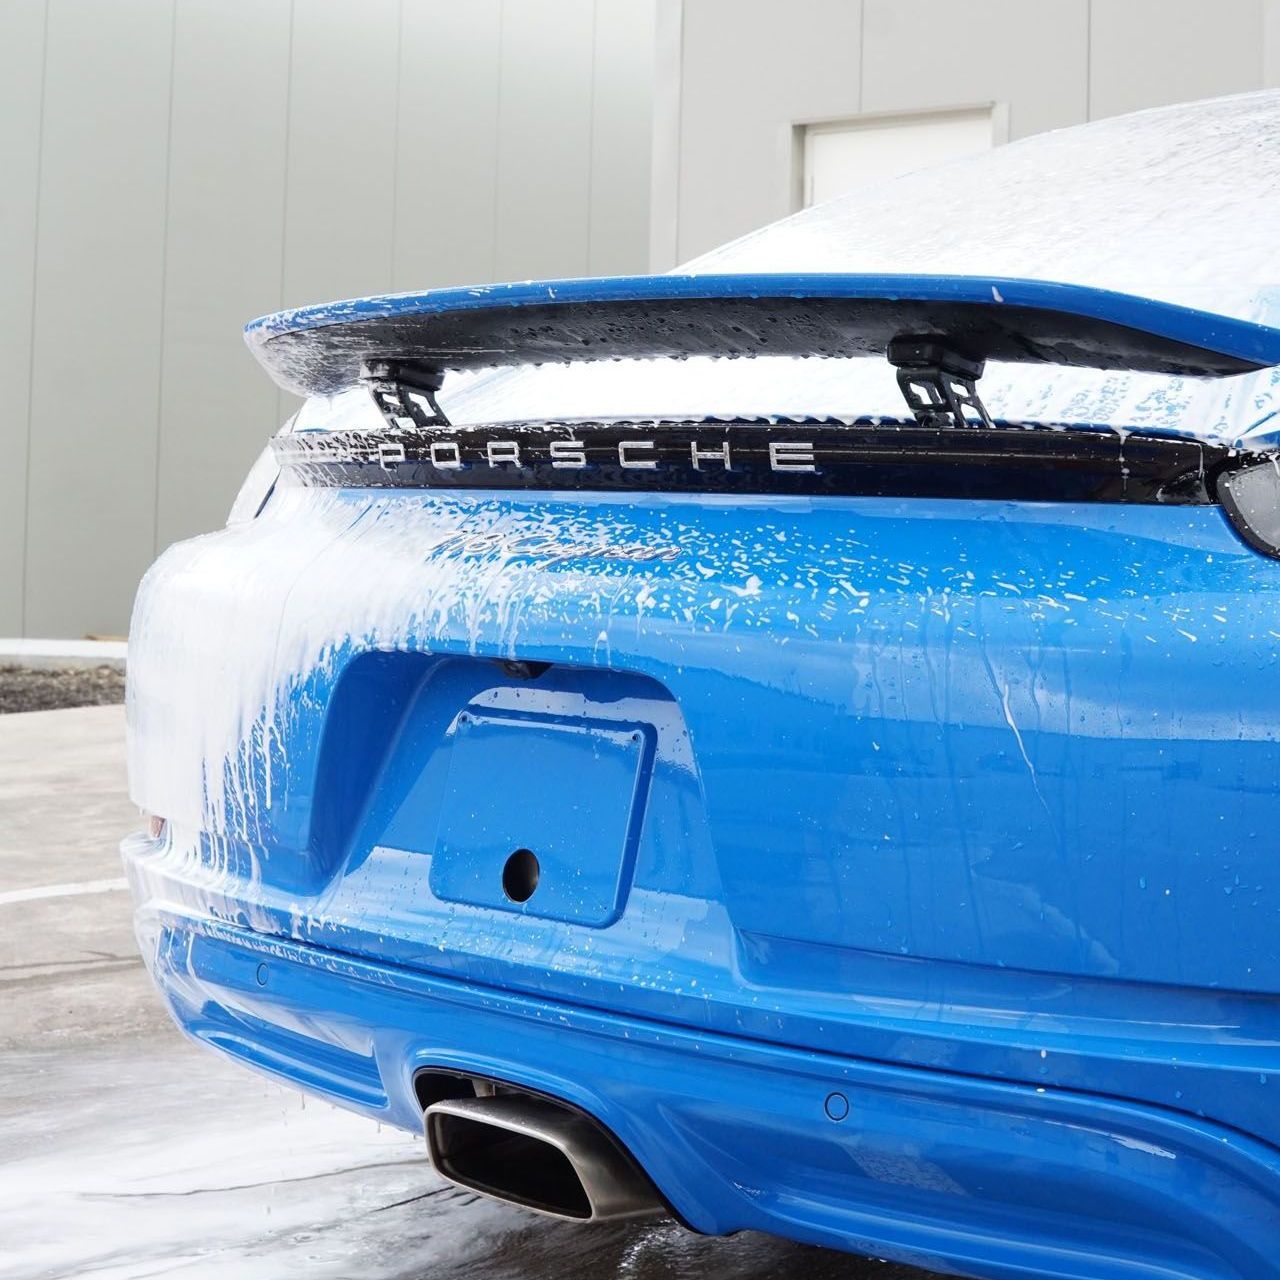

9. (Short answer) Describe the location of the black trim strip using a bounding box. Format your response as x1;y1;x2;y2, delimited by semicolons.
274;413;1258;506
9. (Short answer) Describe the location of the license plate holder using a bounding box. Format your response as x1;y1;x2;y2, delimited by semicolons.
429;709;650;927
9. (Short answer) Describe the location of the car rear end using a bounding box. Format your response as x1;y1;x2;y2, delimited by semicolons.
124;275;1280;1280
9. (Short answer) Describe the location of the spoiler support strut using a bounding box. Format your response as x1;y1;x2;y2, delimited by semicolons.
887;338;994;429
363;361;452;427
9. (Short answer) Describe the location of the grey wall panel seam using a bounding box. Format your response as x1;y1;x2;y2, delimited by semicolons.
151;1;179;562
1085;0;1092;120
490;1;506;279
1262;0;1268;87
672;0;685;264
586;0;600;271
389;0;405;293
674;0;682;262
646;0;682;269
19;0;50;639
276;0;297;425
858;0;865;113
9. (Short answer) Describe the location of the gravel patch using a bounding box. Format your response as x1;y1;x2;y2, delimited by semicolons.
0;665;126;714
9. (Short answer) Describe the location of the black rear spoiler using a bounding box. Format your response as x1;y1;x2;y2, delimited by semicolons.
246;273;1280;401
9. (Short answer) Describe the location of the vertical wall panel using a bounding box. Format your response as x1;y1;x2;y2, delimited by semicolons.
25;0;174;637
393;0;501;290
1265;0;1280;86
676;0;863;263
280;0;400;309
155;0;292;553
0;1;46;634
648;0;684;271
1089;0;1263;119
494;0;596;279
588;0;657;275
862;0;1088;138
5;1;658;636
277;0;400;422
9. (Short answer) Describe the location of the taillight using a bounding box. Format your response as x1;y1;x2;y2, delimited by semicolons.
1218;460;1280;559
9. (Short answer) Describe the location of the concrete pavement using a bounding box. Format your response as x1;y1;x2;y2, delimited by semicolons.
0;706;155;1051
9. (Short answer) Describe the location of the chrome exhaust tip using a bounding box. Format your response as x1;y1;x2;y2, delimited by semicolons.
424;1093;665;1223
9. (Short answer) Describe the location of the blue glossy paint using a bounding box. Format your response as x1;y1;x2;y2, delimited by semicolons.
133;906;1280;1280
245;272;1280;366
125;476;1280;1280
243;272;1280;394
431;706;652;927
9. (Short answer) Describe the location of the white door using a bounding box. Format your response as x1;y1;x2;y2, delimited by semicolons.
802;106;1001;207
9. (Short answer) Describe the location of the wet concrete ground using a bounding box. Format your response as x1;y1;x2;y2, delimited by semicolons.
0;706;941;1280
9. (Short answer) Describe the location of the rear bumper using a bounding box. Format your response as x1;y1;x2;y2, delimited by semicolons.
134;899;1280;1280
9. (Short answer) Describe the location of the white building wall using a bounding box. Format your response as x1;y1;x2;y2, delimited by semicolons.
659;0;1280;266
1;0;657;639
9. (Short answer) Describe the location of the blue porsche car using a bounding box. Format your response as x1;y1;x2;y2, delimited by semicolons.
124;96;1280;1280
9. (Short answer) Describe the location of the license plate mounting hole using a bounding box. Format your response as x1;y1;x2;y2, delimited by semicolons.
502;848;540;903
